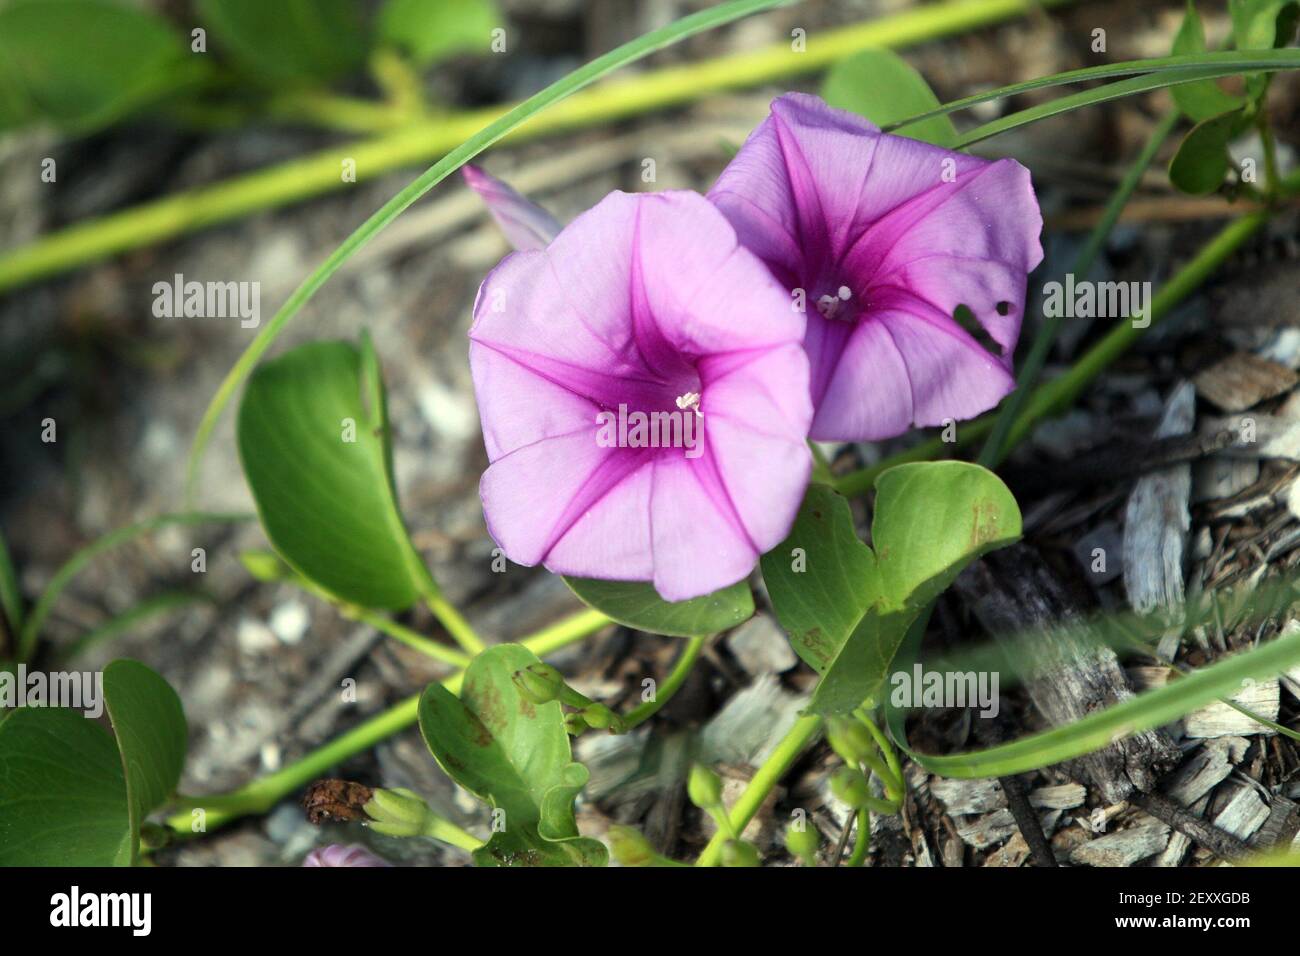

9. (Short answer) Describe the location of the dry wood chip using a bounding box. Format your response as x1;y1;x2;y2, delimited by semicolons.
930;778;1086;817
1212;785;1271;841
1193;352;1298;412
1192;457;1259;503
1185;679;1280;738
1205;413;1300;460
954;808;1061;850
1164;736;1248;804
1070;819;1170;867
1153;795;1211;867
1124;382;1194;617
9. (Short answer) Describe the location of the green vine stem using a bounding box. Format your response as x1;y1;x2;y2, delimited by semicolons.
0;0;1072;294
623;635;706;729
834;168;1300;498
695;714;823;866
424;591;487;655
164;607;611;836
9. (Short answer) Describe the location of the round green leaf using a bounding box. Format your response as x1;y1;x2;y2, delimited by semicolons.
822;48;958;147
760;484;879;674
237;337;433;610
197;0;367;86
0;659;186;865
1169;108;1243;195
872;461;1022;610
0;0;196;133
103;660;187;865
1171;2;1245;121
379;0;499;66
563;577;753;637
0;707;129;866
418;644;606;866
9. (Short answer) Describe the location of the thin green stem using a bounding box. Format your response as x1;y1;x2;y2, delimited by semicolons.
424;591;486;655
164;607;611;835
351;606;472;668
423;816;484;853
623;635;706;728
0;0;1072;296
834;168;1300;498
977;110;1180;469
696;714;823;866
1258;111;1281;200
17;511;252;662
845;809;870;866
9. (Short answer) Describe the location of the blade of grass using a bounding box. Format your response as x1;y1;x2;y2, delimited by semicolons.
886;621;1300;778
57;590;214;663
0;525;23;646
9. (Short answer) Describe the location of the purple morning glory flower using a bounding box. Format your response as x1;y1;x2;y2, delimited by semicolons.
469;190;812;601
708;93;1044;441
303;844;393;867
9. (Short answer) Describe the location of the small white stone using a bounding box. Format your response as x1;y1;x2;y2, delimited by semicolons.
269;600;310;645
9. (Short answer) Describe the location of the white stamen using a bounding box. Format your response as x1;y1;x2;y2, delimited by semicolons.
675;391;703;417
838;285;852;301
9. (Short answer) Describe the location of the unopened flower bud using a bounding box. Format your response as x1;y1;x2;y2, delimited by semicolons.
720;839;761;867
687;763;723;809
825;716;876;765
512;663;566;705
240;549;287;582
607;825;656;867
581;702;626;734
784;821;820;864
830;766;871;809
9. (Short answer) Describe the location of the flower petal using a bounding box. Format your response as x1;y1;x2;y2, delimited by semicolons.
463;165;562;251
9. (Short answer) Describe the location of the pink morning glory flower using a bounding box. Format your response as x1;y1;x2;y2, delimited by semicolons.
708;93;1044;441
469;190;812;601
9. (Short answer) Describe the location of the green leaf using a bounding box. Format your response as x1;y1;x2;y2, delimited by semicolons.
821;48;957;147
760;484;878;674
872;461;1022;609
0;525;22;643
1172;3;1245;121
564;577;753;638
0;708;129;866
197;0;367;86
186;0;791;500
1169;108;1243;194
102;660;188;864
1231;0;1299;99
0;660;186;865
418;645;606;866
379;0;499;66
237;336;433;610
0;0;197;133
809;462;1021;715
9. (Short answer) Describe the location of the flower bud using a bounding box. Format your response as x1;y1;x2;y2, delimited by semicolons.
784;821;820;864
239;549;287;582
581;702;626;734
607;825;656;867
512;663;566;705
830;766;871;809
364;787;435;838
687;763;723;809
825;716;876;765
720;839;761;867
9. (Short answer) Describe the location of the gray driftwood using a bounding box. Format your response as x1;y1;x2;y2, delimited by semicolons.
954;544;1181;803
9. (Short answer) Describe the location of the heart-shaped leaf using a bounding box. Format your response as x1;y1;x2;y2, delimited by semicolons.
1169;108;1244;195
872;461;1023;610
1230;0;1300;99
197;0;367;86
237;336;434;610
378;0;499;66
0;660;186;865
760;484;878;673
103;660;188;864
0;0;198;133
822;48;958;147
418;644;606;866
1171;2;1245;121
806;462;1021;714
563;577;752;637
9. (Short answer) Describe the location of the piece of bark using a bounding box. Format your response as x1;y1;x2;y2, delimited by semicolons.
1212;785;1271;841
1192;456;1259;503
1123;384;1193;663
1164;737;1247;805
954;545;1182;803
1252;795;1300;850
930;778;1085;815
1070;818;1170;867
1153;795;1210;867
1133;790;1250;861
1204;413;1300;460
1129;666;1280;737
1193;352;1298;412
